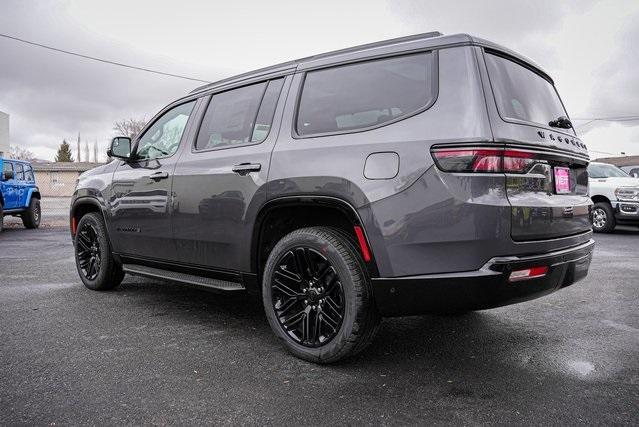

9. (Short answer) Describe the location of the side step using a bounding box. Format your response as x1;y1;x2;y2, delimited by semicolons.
122;264;245;292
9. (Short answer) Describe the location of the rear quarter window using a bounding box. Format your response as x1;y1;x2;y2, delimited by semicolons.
296;52;437;137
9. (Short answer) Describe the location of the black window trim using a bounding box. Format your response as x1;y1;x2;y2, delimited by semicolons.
482;48;576;137
129;98;198;163
191;77;287;154
292;49;439;140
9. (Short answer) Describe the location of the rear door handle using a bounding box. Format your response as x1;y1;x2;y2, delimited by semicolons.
232;163;261;175
149;171;169;180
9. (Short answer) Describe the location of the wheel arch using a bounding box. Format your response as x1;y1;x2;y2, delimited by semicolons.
251;196;379;282
70;197;109;237
591;194;611;205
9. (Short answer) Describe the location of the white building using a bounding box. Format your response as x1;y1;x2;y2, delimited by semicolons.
0;111;9;157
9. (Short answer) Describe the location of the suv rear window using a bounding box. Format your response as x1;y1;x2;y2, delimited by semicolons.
296;52;437;136
485;52;570;130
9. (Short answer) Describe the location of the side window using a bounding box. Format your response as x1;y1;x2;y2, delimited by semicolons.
15;163;24;180
296;52;437;136
252;79;285;143
135;100;196;161
25;165;34;181
2;162;13;180
195;78;284;151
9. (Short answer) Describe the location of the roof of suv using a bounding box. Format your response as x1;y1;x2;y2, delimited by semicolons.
190;32;551;96
0;158;32;165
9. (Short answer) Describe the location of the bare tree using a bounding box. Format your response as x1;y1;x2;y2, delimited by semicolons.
9;145;35;161
113;118;146;139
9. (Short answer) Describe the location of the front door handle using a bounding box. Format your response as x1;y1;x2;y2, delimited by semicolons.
232;163;261;175
149;171;169;180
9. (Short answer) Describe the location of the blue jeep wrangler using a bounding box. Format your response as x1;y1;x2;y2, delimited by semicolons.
0;158;41;232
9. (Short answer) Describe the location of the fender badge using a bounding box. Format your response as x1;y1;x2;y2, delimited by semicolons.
537;131;545;138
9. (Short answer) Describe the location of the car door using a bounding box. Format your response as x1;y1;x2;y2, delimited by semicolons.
109;99;198;261
172;77;289;272
13;163;27;208
1;161;17;209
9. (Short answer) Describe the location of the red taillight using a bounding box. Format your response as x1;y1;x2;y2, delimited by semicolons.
432;147;535;174
503;150;534;173
353;225;372;262
509;265;549;282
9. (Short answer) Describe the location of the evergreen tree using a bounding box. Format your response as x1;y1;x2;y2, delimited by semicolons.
55;139;74;162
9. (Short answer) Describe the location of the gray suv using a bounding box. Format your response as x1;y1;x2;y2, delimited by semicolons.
70;32;594;363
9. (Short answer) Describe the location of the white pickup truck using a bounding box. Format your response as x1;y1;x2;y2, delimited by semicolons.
588;162;639;232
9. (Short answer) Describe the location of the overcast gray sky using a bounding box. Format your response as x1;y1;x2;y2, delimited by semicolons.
1;0;638;161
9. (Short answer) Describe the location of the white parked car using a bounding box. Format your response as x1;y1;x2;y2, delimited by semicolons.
588;162;639;232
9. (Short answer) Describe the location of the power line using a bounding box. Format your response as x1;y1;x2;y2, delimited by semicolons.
0;32;211;84
573;116;639;129
572;116;639;121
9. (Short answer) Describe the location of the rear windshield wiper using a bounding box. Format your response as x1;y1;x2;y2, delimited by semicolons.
549;116;573;129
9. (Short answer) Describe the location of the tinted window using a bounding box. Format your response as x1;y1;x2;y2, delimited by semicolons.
136;101;196;160
2;161;13;179
196;79;283;151
588;163;629;178
24;165;34;181
296;52;436;136
251;79;284;143
485;53;569;129
15;163;24;180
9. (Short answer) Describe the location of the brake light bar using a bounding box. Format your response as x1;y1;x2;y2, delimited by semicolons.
509;266;549;282
431;147;535;173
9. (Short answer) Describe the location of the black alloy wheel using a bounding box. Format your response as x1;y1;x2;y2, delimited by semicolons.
76;222;102;281
271;247;345;347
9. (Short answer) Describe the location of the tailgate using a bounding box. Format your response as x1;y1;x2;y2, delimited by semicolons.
505;143;592;241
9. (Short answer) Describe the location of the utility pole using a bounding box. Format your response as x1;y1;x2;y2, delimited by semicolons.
93;140;98;162
76;132;81;162
84;140;90;163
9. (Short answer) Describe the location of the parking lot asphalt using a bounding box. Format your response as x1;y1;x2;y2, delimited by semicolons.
0;226;638;425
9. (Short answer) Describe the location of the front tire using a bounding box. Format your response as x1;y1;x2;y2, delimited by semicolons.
262;227;380;363
21;198;41;229
592;202;615;233
0;201;4;232
74;213;124;291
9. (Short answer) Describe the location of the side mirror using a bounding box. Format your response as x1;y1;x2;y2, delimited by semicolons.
2;170;14;181
107;137;132;160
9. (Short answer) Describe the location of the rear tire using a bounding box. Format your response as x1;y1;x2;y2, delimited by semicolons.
22;198;41;229
262;227;380;363
592;202;615;233
0;201;4;232
74;213;124;291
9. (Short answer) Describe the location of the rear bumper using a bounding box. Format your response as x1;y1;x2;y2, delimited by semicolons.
372;239;595;316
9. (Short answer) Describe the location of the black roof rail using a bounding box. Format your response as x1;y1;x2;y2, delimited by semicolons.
295;31;443;63
190;31;443;94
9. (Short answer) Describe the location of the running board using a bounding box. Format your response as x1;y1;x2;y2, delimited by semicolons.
122;264;245;291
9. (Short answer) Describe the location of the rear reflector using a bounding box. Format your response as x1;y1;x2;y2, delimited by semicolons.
353;225;372;262
71;216;77;234
431;147;535;173
509;266;549;282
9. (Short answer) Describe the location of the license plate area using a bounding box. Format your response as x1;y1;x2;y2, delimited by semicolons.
554;166;571;194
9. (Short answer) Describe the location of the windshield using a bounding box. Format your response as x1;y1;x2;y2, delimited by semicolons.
588;163;630;178
485;52;571;132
